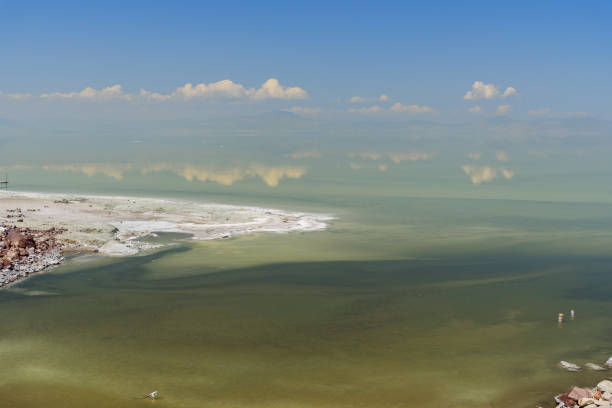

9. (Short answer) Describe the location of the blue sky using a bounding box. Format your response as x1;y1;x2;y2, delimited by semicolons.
2;1;612;199
1;1;611;118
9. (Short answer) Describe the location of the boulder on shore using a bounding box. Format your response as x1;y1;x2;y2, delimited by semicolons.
6;230;35;249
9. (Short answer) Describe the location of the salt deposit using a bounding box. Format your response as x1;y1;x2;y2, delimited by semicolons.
0;190;332;285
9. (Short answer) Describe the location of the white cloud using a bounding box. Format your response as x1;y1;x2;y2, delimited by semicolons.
251;78;308;101
461;165;497;185
348;103;435;114
496;151;509;162
467;152;481;160
349;94;390;103
501;86;516;98
528;108;550;116
41;84;128;100
500;168;514;180
348;103;435;115
464;81;499;100
389;102;435;114
348;96;367;103
136;89;172;102
282;106;322;115
468;105;483;113
0;91;32;101
172;78;308;101
496;104;511;115
6;78;308;103
463;81;517;100
172;80;249;100
347;105;384;114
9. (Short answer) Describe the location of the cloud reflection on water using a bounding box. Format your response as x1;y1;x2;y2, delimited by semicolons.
141;163;307;187
29;163;307;187
43;164;133;180
347;152;432;163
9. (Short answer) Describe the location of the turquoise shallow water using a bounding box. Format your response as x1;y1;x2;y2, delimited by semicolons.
1;167;612;407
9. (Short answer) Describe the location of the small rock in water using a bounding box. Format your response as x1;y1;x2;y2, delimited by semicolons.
560;360;581;371
585;363;607;371
143;390;159;400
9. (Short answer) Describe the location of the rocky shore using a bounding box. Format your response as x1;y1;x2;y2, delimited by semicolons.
0;209;66;288
553;380;612;408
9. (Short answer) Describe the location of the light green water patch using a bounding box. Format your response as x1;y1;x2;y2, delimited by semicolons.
132;195;612;282
1;248;612;407
141;231;401;279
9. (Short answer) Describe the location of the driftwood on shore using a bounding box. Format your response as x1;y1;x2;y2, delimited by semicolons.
0;209;66;287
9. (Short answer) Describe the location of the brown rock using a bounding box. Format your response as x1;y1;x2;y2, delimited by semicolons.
568;387;592;400
6;230;35;249
5;248;19;261
557;392;577;407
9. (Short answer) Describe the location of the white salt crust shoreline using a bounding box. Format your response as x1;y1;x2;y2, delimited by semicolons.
0;191;332;286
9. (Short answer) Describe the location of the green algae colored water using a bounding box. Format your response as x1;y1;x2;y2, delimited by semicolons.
2;167;612;408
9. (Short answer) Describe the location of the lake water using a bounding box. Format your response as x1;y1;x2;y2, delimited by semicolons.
1;164;612;407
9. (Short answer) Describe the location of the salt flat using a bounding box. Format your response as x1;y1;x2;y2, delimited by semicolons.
0;191;332;256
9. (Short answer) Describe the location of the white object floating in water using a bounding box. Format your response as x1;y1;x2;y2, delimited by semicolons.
606;357;612;367
585;363;607;371
560;361;581;371
570;309;575;319
140;390;160;400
